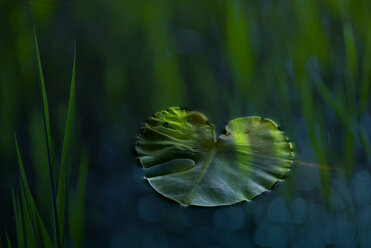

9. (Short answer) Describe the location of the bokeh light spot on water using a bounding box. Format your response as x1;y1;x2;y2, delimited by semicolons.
267;197;290;224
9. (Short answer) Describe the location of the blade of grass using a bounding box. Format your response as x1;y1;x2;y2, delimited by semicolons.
12;191;24;248
5;232;12;248
360;21;371;113
29;111;51;213
299;79;331;203
33;25;55;181
314;81;349;128
57;44;76;247
69;151;88;248
343;25;357;170
19;183;38;248
15;135;53;247
343;22;357;92
225;0;254;96
14;136;37;248
34;207;53;248
33;25;59;248
313;79;355;175
308;59;350;129
309;64;356;176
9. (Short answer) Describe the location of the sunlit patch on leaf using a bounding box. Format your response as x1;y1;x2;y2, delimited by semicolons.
135;107;294;207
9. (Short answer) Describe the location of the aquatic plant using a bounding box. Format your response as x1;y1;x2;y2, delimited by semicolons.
135;107;293;206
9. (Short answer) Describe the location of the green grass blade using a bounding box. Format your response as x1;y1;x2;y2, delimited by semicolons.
15;135;53;247
225;0;254;96
312;78;355;175
12;191;24;248
33;25;59;248
343;22;357;111
69;151;88;248
299;81;331;202
14;135;30;195
57;44;76;247
19;183;38;248
360;21;371;113
33;25;55;180
5;232;12;248
37;219;53;247
310;72;350;130
15;135;36;248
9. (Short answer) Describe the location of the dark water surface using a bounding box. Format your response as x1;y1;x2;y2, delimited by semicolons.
1;0;371;247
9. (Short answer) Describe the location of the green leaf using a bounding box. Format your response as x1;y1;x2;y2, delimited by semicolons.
57;44;76;246
135;107;294;206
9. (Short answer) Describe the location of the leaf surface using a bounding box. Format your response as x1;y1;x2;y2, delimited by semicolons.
135;108;294;206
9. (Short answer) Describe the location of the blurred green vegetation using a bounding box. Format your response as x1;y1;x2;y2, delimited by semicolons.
1;0;371;247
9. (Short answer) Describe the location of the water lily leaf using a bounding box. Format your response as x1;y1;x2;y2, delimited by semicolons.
135;107;294;206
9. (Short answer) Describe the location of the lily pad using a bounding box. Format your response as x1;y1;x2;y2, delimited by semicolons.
135;107;293;206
